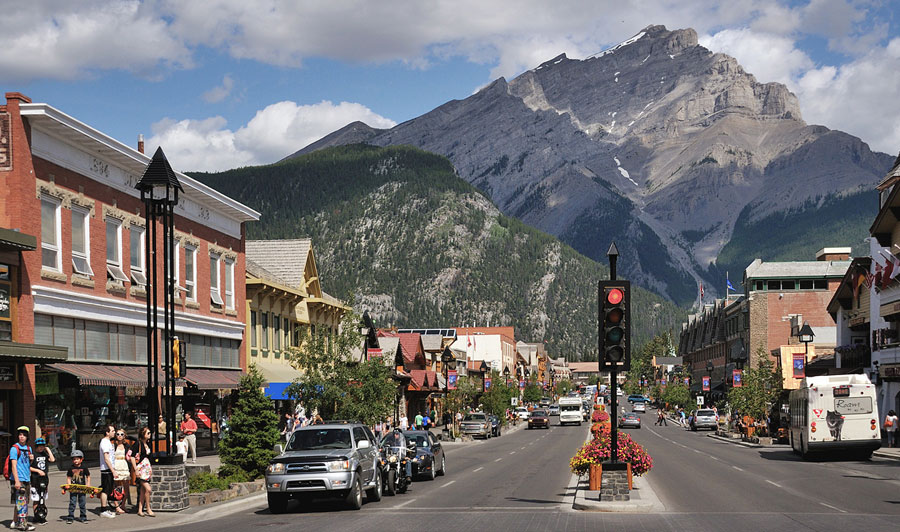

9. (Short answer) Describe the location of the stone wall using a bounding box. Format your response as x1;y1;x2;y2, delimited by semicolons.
150;463;189;511
600;470;630;502
188;479;265;507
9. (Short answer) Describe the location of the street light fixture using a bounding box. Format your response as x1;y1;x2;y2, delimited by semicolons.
503;366;510;386
441;347;454;429
706;361;714;398
480;361;489;393
798;321;814;364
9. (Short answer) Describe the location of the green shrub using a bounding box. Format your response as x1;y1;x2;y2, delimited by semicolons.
188;469;253;493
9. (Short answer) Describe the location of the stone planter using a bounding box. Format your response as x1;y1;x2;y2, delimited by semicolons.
149;461;189;511
188;479;265;507
598;462;632;501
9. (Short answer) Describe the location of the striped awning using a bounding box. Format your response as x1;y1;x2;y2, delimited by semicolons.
184;368;244;390
48;363;155;387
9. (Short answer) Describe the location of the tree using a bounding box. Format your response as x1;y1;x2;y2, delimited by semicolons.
626;331;674;396
523;383;542;403
218;364;281;479
445;376;480;436
662;383;691;410
554;379;573;397
481;371;517;419
286;308;395;425
727;351;782;422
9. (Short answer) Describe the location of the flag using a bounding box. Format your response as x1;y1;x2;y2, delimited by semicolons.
702;376;710;391
726;279;736;292
792;354;805;379
882;254;894;289
699;282;704;301
732;369;742;388
875;262;884;289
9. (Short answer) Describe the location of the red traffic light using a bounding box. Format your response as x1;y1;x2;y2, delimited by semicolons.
606;288;623;305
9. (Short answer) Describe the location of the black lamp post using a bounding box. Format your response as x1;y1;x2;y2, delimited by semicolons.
136;147;182;458
641;374;646;395
441;347;454;428
706;360;714;399
480;361;489;394
798;321;815;371
503;366;510;386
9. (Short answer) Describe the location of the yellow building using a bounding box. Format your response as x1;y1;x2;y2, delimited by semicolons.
245;239;347;403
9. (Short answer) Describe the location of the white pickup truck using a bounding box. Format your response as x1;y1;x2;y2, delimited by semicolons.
558;397;583;426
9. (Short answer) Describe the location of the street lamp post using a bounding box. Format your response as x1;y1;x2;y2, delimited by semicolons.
136;147;182;459
480;361;489;394
503;366;510;387
706;361;714;401
798;321;815;373
441;347;454;432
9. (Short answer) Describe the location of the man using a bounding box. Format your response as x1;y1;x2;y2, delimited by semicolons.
98;425;116;519
180;412;198;463
9;426;35;531
380;430;413;481
414;412;424;430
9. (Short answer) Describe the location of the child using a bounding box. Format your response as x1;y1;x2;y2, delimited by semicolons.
175;434;188;461
65;450;91;524
29;438;54;525
9;426;35;531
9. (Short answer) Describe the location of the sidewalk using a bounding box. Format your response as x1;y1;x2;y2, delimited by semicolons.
5;453;223;532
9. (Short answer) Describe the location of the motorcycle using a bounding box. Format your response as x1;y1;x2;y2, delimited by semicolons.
379;444;412;495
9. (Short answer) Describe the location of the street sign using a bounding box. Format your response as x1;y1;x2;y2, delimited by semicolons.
696;396;704;406
510;397;519;406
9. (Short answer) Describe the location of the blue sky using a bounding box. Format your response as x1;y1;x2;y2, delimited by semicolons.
2;0;899;172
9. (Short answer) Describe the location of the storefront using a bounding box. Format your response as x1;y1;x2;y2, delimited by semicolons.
181;368;243;452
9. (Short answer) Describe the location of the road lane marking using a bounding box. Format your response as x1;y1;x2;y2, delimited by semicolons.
732;466;744;471
439;480;456;488
710;456;720;461
394;498;417;508
510;451;516;454
693;449;702;454
820;502;847;513
495;458;502;462
520;447;526;450
473;467;484;472
766;480;781;488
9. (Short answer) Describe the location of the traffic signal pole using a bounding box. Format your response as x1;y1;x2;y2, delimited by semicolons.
608;246;619;463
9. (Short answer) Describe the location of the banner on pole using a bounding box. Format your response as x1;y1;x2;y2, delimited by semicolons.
447;370;457;390
519;380;525;389
484;377;491;390
793;354;806;379
684;377;690;386
702;376;710;391
732;369;743;387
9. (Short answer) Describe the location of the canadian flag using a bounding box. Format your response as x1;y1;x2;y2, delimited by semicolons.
699;282;704;300
883;250;900;288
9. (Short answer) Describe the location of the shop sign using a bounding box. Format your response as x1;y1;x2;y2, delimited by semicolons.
0;364;15;382
880;300;900;319
848;316;867;328
0;113;10;171
125;386;144;397
367;348;382;358
881;363;900;381
35;372;57;394
175;386;184;396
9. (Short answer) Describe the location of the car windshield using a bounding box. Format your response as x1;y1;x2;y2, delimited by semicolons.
561;405;580;411
531;410;547;416
464;414;486;421
407;434;430;449
287;428;352;450
697;410;716;416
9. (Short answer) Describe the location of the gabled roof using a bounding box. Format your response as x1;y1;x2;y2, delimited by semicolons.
398;333;423;365
744;258;850;280
420;334;444;352
246;239;312;289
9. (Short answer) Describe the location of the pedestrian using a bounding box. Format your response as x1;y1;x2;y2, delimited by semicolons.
679;408;686;427
422;413;431;430
281;413;293;443
175;434;188;461
374;420;383;441
399;413;409;431
885;410;899;448
180;412;198;463
157;415;166;438
128;427;155;517
414;412;424;430
111;428;130;514
8;426;35;530
312;412;324;425
430;409;437;427
64;450;90;524
29;437;54;525
98;424;117;519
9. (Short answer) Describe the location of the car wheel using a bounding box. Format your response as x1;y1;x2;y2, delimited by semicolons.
345;475;363;510
427;462;436;481
437;455;446;476
267;492;289;514
366;469;382;502
386;469;397;496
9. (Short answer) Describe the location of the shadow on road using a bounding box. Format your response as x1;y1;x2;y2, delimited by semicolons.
503;496;565;504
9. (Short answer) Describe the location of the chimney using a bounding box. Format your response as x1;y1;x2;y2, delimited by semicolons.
816;247;851;261
138;134;144;154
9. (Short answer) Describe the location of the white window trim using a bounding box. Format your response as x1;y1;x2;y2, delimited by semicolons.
210;253;223;307
184;244;197;301
106;218;128;283
171;238;181;290
41;196;62;272
224;258;234;310
71;206;94;277
129;225;145;286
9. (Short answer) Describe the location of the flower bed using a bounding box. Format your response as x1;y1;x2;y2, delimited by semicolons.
570;424;653;477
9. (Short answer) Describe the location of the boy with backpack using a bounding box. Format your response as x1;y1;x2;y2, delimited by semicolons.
6;426;35;531
29;438;54;525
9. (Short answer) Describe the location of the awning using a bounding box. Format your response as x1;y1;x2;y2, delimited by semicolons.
0;228;36;251
264;382;293;401
48;363;153;387
256;363;302;385
184;368;244;390
0;341;67;362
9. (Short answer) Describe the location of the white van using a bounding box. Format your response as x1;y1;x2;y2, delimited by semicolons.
559;397;583;426
789;374;881;459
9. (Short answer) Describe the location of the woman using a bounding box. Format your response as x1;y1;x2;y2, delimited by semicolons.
885;410;898;448
129;427;155;517
111;428;131;514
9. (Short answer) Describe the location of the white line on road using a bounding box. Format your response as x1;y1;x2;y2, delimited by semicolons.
510;451;516;454
820;502;847;513
766;480;781;488
732;466;744;471
495;458;502;462
710;456;720;461
439;480;456;488
473;467;484;472
393;498;417;508
693;449;702;454
520;447;526;450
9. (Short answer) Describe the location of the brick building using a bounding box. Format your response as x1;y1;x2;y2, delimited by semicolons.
0;93;259;455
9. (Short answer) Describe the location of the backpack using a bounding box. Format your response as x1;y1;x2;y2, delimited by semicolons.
4;444;32;481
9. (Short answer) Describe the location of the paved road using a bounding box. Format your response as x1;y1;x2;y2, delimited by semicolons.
152;407;900;531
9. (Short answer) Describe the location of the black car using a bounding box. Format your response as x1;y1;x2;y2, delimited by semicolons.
403;430;446;481
488;414;502;437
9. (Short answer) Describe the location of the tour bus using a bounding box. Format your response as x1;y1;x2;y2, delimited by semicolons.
789;374;881;459
558;397;583;426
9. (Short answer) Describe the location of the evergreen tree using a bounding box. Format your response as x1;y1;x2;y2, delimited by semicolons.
218;364;281;479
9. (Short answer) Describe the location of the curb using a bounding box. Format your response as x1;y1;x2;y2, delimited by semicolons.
873;450;900;462
142;493;268;529
706;432;789;449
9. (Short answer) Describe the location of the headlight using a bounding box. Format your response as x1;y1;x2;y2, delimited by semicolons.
267;463;285;474
388;455;398;463
327;460;351;472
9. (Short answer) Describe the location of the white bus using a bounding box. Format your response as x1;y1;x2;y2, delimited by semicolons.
558;397;583;426
789;374;881;459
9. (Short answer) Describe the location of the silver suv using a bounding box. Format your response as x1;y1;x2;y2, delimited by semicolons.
691;409;718;431
460;412;492;439
265;423;382;513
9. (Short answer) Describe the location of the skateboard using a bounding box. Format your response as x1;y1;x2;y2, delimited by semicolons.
60;484;102;497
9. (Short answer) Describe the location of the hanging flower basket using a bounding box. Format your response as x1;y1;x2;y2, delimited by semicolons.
570;430;653;477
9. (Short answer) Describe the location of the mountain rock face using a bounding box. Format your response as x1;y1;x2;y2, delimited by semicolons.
288;25;893;305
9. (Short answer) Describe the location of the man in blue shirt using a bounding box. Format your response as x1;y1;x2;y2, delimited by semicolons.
9;426;35;531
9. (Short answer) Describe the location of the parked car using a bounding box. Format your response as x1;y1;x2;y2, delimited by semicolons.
690;409;718;431
619;413;641;429
488;414;502;437
539;397;551;407
528;409;550;429
627;394;646;403
515;407;530;421
633;402;646;413
265;423;382;513
548;404;560;415
403;430;446;481
460;412;492;439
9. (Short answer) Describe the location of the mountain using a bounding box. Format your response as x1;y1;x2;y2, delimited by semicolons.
192;144;688;359
287;25;893;306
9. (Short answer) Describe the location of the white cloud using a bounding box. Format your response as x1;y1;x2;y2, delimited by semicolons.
202;75;234;103
699;28;814;87
146;100;397;172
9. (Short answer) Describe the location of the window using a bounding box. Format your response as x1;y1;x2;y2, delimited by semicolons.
274;316;281;352
284;318;290;348
34;313;148;363
781;280;795;290
184;245;196;300
129;225;145;285
799;280;814;290
105;218;128;282
766;280;780;290
814;280;827;289
251;311;258;349
41;197;61;271
261;312;269;351
755;280;764;291
210;253;223;307
224;258;234;309
71;207;93;276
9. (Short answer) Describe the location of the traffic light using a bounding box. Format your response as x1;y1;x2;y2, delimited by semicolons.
598;280;630;371
172;336;186;378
